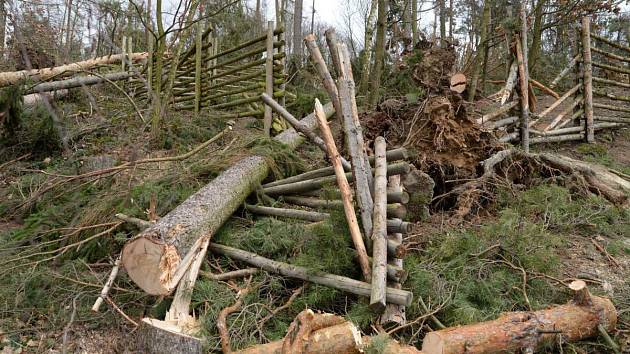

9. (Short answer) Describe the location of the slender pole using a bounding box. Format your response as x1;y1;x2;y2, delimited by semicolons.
369;136;388;312
517;1;530;152
314;98;371;282
581;16;594;143
264;21;275;136
194;18;203;115
121;36;127;71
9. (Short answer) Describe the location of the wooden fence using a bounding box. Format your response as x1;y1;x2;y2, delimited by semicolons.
481;16;629;146
134;22;287;126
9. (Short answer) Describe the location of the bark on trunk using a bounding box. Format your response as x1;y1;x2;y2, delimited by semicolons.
0;53;147;87
121;103;335;295
137;318;203;353
422;295;617;354
368;0;387;107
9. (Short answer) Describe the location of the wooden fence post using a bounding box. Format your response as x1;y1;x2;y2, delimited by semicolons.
581;16;594;143
264;21;275;136
194;19;203;115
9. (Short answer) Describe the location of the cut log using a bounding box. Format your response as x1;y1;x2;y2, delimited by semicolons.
477;100;518;125
422;294;617;354
537;84;580;118
549;55;579;89
0;53;148;87
298;190;410;205
381;174;406;326
209;243;413;306
262;148;408;188
314;99;371;281
121;103;335;295
262;162;410;196
260;93;351;170
370;136;388;313
137;318;202;353
280;196;407;218
449;73;467;94
27;72;134;93
237;321;361;354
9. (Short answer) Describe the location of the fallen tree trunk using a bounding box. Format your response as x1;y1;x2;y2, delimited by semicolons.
209;243;413;306
121;103;335;295
0;53;148;87
23;90;69;108
26;72;134;93
422;282;617;354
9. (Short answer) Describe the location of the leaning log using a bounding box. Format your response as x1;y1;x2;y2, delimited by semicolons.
26;72;134;93
209;243;413;306
0;53;147;87
261;93;351;170
121;103;335;295
422;282;617;354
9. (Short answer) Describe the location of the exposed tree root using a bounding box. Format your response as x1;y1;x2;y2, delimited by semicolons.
445;149;629;220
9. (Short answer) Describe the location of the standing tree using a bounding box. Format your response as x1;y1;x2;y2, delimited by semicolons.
368;0;387;107
468;0;491;101
292;0;303;69
359;0;378;93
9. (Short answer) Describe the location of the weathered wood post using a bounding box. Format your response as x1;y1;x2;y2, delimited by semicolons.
264;21;275;136
369;136;388;313
581;16;594;143
194;19;203;114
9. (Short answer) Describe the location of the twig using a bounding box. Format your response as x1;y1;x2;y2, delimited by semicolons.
591;238;621;268
62;293;82;354
92;255;122;312
201;268;259;281
115;213;153;229
0;153;31;171
257;286;304;330
105;296;139;327
217;277;253;354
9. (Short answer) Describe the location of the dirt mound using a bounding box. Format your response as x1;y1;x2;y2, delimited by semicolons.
361;44;502;207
